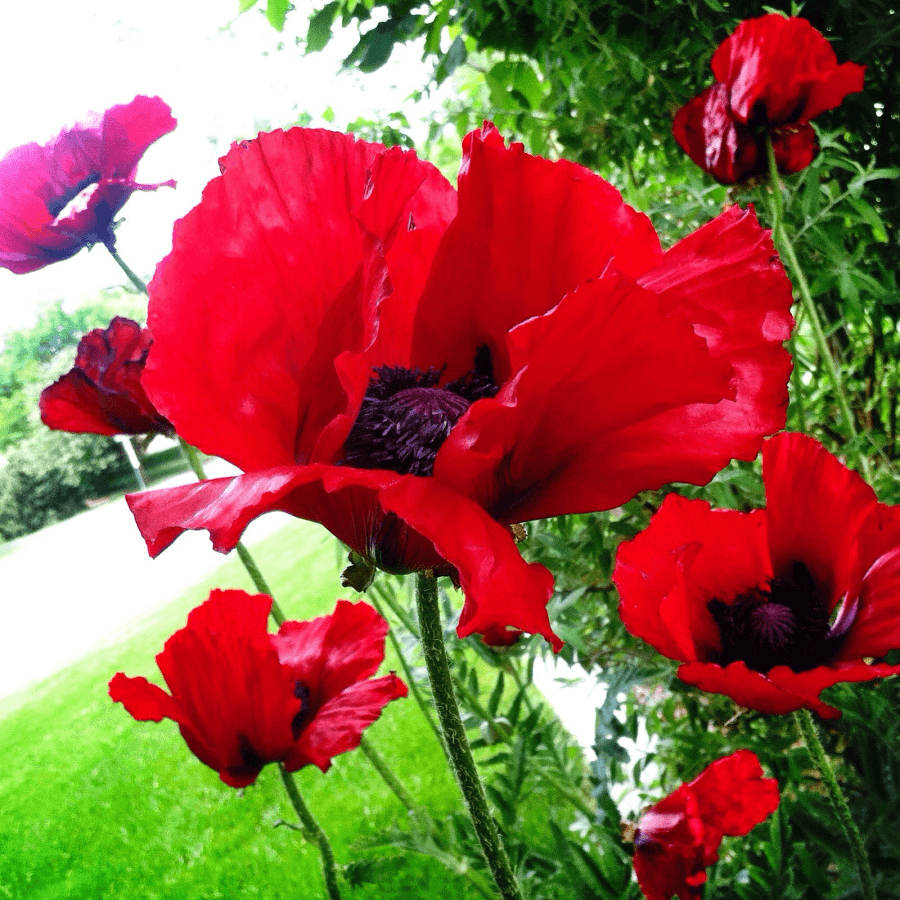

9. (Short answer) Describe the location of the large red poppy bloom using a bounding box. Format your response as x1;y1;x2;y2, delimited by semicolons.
109;591;407;787
673;15;864;184
633;750;779;900
40;316;173;436
0;95;176;274
126;124;794;649
615;432;900;718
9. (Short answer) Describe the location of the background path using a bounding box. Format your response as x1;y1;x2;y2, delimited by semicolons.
0;460;288;700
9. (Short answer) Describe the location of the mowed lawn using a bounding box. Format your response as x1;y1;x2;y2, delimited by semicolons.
0;522;487;899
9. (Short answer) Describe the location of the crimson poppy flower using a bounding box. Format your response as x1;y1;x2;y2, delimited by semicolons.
673;15;864;184
40;316;173;436
633;750;779;900
109;591;407;787
125;124;793;650
614;432;900;718
0;95;176;274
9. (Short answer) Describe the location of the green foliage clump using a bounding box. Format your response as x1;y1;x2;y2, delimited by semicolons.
0;429;123;541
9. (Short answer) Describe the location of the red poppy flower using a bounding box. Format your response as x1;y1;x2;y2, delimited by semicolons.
126;124;793;649
633;750;779;900
673;15;864;184
109;591;407;787
40;316;174;436
0;95;176;274
614;432;900;718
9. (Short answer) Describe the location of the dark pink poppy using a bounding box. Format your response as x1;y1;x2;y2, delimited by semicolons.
0;95;176;274
126;124;794;649
40;316;173;436
633;750;779;900
673;15;863;184
109;591;407;787
615;432;900;718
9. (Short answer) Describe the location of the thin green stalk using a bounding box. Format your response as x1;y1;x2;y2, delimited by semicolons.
764;135;871;479
106;245;148;294
278;764;343;900
366;589;448;756
794;710;876;900
177;437;287;625
358;734;419;812
415;573;524;900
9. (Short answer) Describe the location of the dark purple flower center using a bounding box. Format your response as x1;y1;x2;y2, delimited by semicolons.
708;561;854;674
46;173;101;219
342;346;498;476
291;681;312;739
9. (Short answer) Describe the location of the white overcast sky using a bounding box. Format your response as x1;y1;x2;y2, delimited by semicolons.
0;0;441;335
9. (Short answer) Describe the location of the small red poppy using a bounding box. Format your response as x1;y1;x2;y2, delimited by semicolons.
673;15;864;184
40;316;173;437
109;591;407;787
0;95;176;274
125;124;793;649
614;432;900;718
633;750;779;900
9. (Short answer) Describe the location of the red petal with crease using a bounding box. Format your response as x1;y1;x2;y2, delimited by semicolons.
127;464;560;648
711;15;865;126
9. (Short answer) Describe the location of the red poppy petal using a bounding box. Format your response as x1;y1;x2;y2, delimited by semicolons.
126;465;560;648
711;15;865;126
145;128;446;472
40;370;128;435
672;84;765;185
437;273;733;521
109;672;182;723
274;600;389;701
410;122;662;382
677;660;818;715
689;750;779;838
614;494;770;663
763;433;876;608
772;125;818;174
97;95;178;177
286;673;407;772
837;549;900;659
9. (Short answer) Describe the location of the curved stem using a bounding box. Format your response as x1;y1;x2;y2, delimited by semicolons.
278;764;342;900
794;710;876;900
358;733;419;812
764;135;871;479
177;437;287;625
106;245;148;294
415;573;524;900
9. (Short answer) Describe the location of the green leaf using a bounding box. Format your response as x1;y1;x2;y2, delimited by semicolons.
239;0;258;11
307;2;339;52
266;0;290;30
487;671;505;717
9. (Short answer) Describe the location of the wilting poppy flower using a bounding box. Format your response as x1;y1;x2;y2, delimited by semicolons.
615;432;900;718
126;124;793;649
633;750;779;900
673;15;864;184
0;95;176;274
40;316;173;436
109;591;407;787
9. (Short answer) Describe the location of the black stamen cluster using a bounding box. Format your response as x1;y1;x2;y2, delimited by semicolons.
342;346;499;477
708;561;847;673
291;681;312;738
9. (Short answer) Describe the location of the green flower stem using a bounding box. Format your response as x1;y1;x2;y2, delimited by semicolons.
177;438;287;626
366;590;449;757
358;734;419;812
764;135;870;479
278;764;343;900
106;245;148;294
415;573;524;900
794;709;876;900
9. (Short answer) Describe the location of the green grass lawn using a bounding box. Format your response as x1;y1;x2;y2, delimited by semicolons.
0;521;492;899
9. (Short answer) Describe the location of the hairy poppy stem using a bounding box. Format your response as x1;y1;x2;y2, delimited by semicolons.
177;437;287;625
278;764;343;900
764;136;870;480
106;245;148;294
415;572;524;900
794;709;876;900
